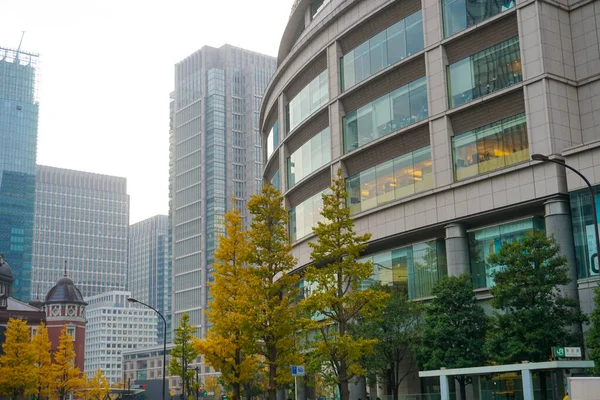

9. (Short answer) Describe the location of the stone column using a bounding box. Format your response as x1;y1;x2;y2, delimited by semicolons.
544;197;579;302
348;376;367;400
445;223;470;277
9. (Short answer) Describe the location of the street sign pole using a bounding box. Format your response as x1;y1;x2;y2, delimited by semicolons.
295;376;298;400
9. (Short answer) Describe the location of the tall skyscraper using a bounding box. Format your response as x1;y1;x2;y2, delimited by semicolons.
170;45;276;335
32;165;129;299
0;47;40;302
128;215;171;343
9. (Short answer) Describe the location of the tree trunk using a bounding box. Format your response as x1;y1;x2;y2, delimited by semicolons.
457;377;467;400
539;372;547;400
233;383;241;400
268;348;277;400
339;360;350;400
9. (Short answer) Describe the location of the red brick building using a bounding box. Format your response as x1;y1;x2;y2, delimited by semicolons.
0;254;86;371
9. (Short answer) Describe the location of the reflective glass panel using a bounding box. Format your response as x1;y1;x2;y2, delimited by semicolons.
266;120;279;160
286;70;329;132
447;36;522;108
452;113;528;180
346;146;433;215
340;11;423;91
469;218;543;288
361;240;446;299
443;0;515;38
287;128;331;189
343;77;428;153
288;191;327;242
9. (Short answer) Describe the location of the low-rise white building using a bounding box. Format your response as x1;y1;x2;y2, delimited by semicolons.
84;290;158;384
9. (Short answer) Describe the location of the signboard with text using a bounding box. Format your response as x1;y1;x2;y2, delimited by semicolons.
291;365;305;376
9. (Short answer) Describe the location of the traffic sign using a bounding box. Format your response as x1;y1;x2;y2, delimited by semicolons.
291;365;305;376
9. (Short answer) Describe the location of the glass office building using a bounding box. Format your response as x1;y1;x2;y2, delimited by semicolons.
170;45;276;338
32;166;129;299
128;215;171;343
0;47;40;302
262;0;600;396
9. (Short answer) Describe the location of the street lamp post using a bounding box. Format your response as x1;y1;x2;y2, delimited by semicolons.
127;297;167;400
531;153;600;272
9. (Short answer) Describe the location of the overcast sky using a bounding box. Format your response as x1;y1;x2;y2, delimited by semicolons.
0;0;291;224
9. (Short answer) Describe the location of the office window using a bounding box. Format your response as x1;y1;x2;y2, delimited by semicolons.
289;191;327;242
340;11;424;91
266;120;279;159
469;218;544;288
447;36;522;108
360;240;447;299
346;146;433;214
343;77;427;153
443;0;515;37
452;113;528;180
287;128;331;189
286;71;329;133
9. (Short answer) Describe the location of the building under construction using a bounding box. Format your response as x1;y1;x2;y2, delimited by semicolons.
0;46;40;302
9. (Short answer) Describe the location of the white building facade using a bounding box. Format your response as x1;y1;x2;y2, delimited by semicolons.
84;290;158;384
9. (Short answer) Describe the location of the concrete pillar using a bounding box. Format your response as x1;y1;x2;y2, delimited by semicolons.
522;369;534;400
368;379;378;400
277;388;287;400
348;376;367;400
440;376;450;400
544;197;580;303
445;223;470;276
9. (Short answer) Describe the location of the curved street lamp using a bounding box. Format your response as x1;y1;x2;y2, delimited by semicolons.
128;297;167;400
531;153;600;272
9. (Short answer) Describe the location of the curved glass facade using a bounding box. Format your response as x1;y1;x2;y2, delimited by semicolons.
346;146;433;215
452;113;528;180
266;120;280;159
340;11;424;91
287;128;331;189
469;218;544;288
289;191;326;242
271;170;281;191
286;70;329;133
343;77;428;153
447;36;522;108
442;0;515;37
360;240;447;299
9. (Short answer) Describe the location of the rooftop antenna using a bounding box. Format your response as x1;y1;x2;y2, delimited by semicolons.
16;31;25;54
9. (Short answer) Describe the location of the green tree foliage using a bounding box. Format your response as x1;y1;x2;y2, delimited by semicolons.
170;313;200;397
51;326;85;400
0;318;36;399
418;275;487;400
245;184;302;400
31;323;53;400
587;285;600;376
194;206;257;400
486;231;585;400
302;169;389;400
351;286;422;400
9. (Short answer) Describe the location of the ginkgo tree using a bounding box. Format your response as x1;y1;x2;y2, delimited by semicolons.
302;169;389;400
195;205;257;400
0;318;36;399
245;184;303;400
51;326;85;400
31;323;53;400
84;368;110;400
